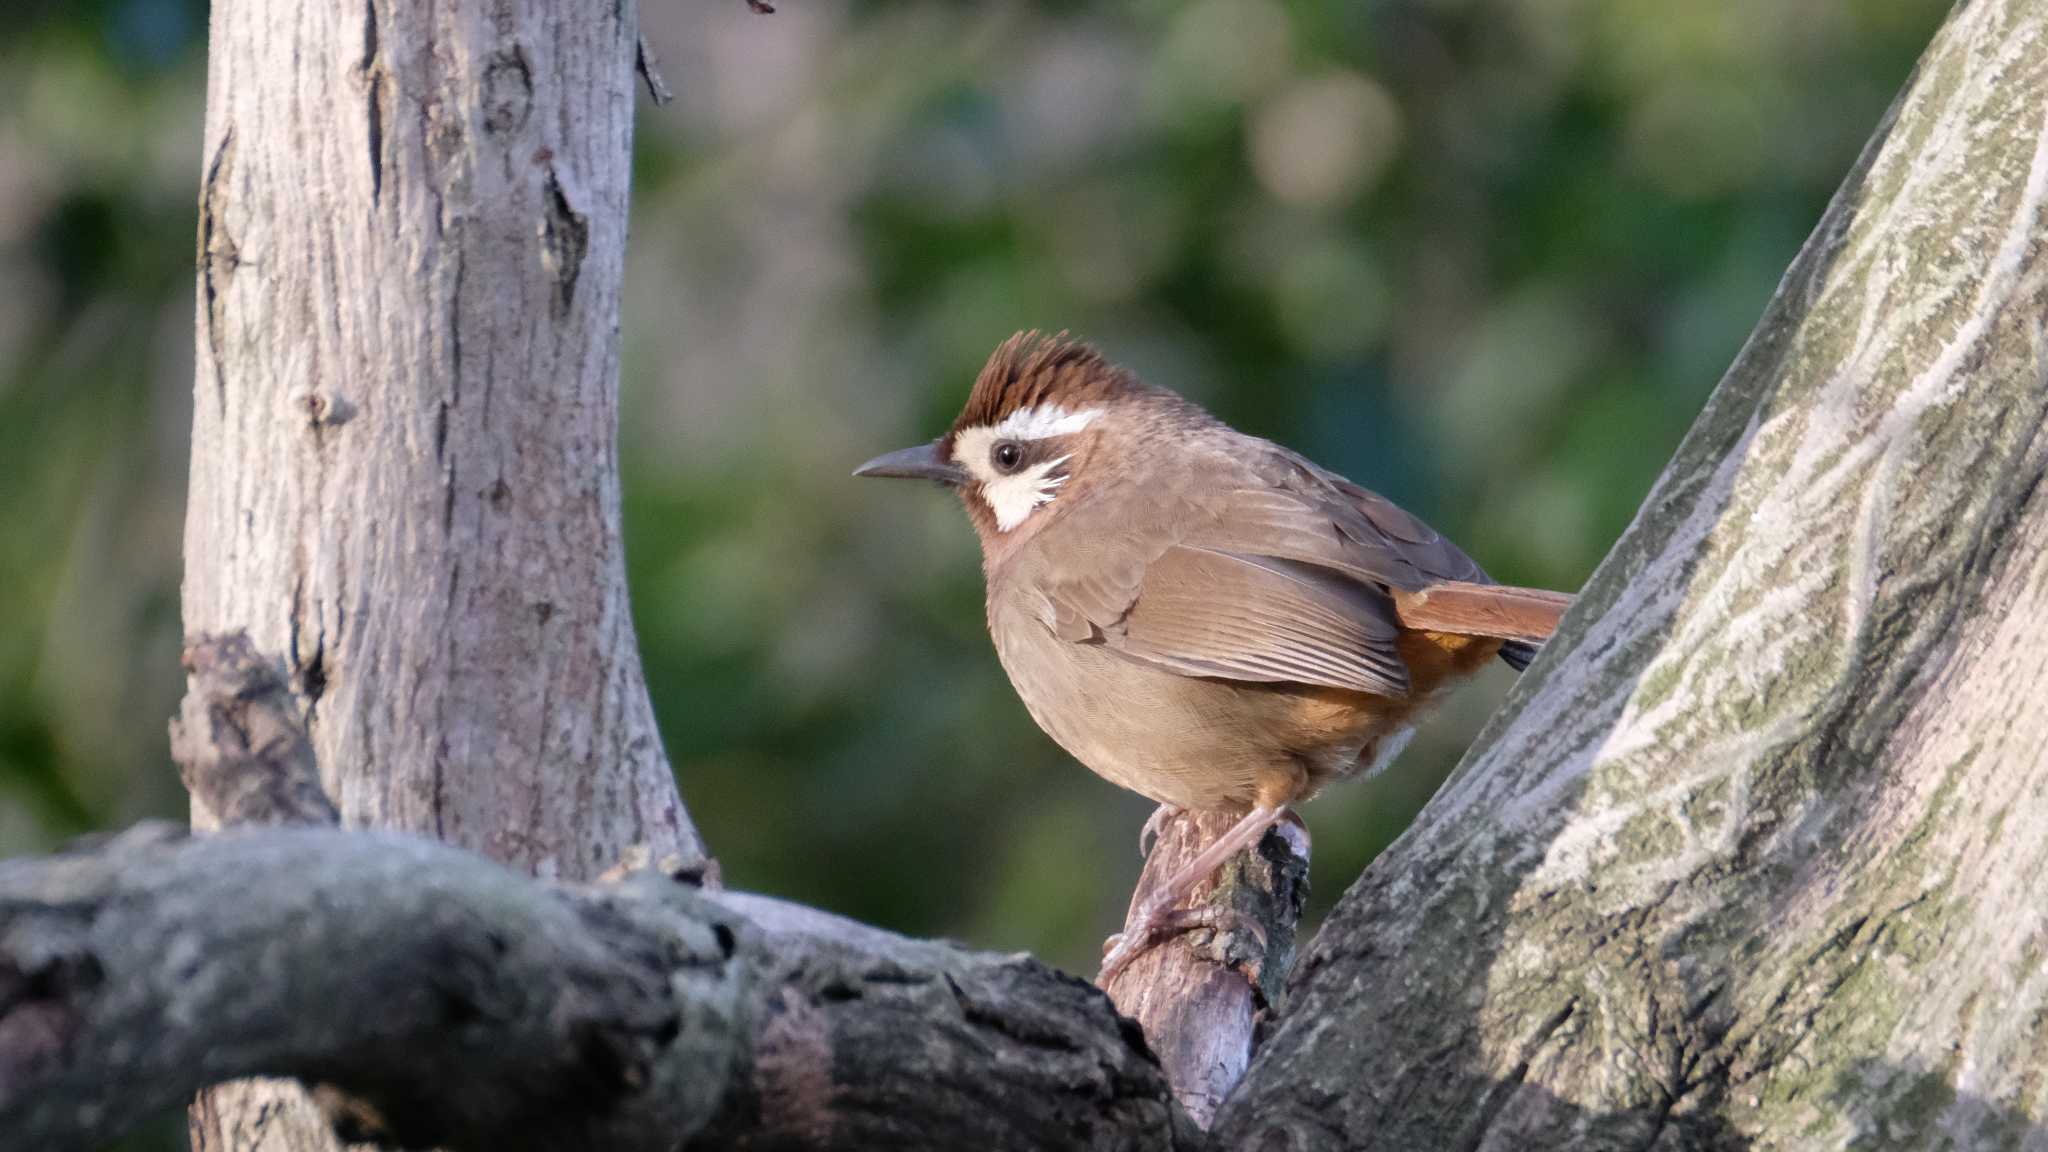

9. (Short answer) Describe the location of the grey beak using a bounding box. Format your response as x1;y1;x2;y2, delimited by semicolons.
854;440;968;486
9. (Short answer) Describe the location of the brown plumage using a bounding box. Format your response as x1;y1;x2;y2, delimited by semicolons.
952;331;1149;433
856;331;1576;980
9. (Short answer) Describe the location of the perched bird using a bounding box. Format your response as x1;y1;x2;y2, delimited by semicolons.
856;332;1571;982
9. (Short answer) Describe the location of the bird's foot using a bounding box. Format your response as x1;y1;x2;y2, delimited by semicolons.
1102;804;1290;987
1138;803;1184;858
1098;895;1172;986
1099;900;1266;985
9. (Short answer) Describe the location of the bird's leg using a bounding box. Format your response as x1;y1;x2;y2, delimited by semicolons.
1138;802;1184;857
1099;803;1288;985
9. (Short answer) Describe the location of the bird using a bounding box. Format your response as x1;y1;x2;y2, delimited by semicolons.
855;331;1572;983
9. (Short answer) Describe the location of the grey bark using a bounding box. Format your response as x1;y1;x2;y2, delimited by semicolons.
185;1;692;1146
186;0;693;868
0;828;1196;1152
1216;1;2048;1148
0;634;1190;1152
168;633;338;830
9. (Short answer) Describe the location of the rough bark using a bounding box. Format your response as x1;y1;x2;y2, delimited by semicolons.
0;829;1198;1152
1217;1;2048;1148
186;1;691;1146
186;0;692;869
5;635;1186;1152
1;828;717;1152
168;633;338;830
1104;810;1310;1129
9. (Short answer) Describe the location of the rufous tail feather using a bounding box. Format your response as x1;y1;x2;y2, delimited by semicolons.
1391;582;1572;643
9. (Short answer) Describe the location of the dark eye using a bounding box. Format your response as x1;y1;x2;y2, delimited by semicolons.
991;440;1024;473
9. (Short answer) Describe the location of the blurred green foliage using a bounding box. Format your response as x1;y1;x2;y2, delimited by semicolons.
1;0;1946;993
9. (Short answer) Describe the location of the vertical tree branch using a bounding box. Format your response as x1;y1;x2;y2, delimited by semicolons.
187;0;694;870
1104;810;1310;1127
184;1;693;1147
170;633;337;830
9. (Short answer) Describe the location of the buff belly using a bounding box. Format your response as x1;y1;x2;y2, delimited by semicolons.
994;606;1381;810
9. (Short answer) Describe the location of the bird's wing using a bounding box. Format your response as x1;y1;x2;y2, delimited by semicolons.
1202;446;1491;589
1099;543;1410;697
1195;447;1569;650
1034;440;1566;692
1034;458;1409;696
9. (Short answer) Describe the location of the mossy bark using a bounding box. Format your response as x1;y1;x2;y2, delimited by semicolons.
1218;1;2048;1148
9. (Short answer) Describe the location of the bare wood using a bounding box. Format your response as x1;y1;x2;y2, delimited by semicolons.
1103;809;1310;1129
18;688;1196;1152
1391;582;1573;642
1219;1;2048;1147
21;640;1195;1152
0;828;715;1152
171;632;358;1151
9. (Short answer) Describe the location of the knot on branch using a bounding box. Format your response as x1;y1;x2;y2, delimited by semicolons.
0;920;99;1096
169;631;337;829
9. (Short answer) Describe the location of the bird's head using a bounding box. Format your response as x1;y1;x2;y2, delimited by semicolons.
856;331;1150;557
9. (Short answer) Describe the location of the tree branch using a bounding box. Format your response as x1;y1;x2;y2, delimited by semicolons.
0;829;719;1152
0;827;1196;1152
1104;809;1309;1128
635;36;673;106
0;634;1196;1152
169;632;336;829
1217;0;2048;1146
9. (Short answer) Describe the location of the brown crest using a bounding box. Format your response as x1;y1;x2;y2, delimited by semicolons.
951;331;1150;434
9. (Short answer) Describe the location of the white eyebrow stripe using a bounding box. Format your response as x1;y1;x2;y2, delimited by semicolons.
989;405;1102;441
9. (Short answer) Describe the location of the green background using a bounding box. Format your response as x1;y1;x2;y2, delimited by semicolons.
0;0;1945;998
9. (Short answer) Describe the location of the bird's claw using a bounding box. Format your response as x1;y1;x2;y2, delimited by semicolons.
1138;803;1183;858
1098;927;1148;986
1099;900;1254;986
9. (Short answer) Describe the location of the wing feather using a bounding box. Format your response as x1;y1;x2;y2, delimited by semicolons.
1104;545;1408;697
1032;439;1567;692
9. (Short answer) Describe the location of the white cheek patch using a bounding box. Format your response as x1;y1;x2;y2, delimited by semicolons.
984;456;1070;531
953;405;1101;532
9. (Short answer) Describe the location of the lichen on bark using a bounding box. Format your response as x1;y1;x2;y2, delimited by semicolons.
1219;1;2048;1148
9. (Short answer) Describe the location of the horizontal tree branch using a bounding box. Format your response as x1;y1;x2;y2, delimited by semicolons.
0;826;1196;1152
0;633;1196;1152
